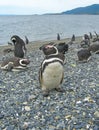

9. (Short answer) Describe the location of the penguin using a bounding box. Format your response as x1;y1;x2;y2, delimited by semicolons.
55;42;68;54
77;49;91;63
92;32;99;42
71;34;75;42
11;35;27;58
89;32;93;39
0;57;30;71
80;34;90;48
57;33;60;40
92;37;99;42
94;31;99;38
39;43;65;62
39;44;64;96
84;34;90;40
88;44;99;54
25;36;29;44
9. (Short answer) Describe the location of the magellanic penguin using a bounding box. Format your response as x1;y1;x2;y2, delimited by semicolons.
80;34;91;48
88;44;99;54
0;57;30;71
40;42;68;59
55;42;68;54
11;35;27;58
25;36;29;44
68;34;76;45
39;44;64;96
57;33;60;40
77;48;91;63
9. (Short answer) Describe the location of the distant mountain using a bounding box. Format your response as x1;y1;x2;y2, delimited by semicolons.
61;4;99;15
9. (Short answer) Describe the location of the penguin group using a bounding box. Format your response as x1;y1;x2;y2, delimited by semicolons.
0;31;99;96
77;31;99;62
1;35;30;71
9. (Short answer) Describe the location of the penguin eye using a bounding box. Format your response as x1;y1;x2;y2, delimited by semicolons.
21;60;26;65
19;59;30;66
5;66;8;69
12;39;16;43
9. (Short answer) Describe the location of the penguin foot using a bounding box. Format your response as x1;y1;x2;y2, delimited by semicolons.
42;90;49;97
55;87;64;92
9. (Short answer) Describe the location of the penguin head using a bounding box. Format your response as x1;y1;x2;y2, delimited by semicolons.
11;35;23;45
14;58;30;71
18;59;30;67
55;42;68;54
40;44;58;56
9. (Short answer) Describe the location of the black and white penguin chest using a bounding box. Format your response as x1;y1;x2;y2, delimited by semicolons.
41;57;64;90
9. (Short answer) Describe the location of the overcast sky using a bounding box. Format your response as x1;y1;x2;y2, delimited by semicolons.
0;0;99;15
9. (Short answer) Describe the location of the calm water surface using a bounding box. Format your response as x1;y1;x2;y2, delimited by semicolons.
0;15;99;45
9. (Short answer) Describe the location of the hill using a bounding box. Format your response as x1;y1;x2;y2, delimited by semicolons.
61;4;99;15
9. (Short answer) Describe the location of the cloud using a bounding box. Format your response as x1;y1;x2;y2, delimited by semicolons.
0;0;99;14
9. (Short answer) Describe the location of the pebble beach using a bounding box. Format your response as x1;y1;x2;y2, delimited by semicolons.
0;37;99;130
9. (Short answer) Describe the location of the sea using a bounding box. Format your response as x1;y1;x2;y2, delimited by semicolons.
0;15;99;45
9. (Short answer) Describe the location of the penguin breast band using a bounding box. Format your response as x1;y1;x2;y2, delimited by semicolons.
42;57;63;73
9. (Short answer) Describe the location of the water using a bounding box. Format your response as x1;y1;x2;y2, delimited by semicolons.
0;15;99;45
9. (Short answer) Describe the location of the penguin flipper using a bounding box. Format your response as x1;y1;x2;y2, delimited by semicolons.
60;71;64;84
39;68;43;87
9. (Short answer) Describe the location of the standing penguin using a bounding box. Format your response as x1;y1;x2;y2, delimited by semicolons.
39;44;64;96
55;42;68;54
57;33;60;40
25;36;29;44
11;35;27;58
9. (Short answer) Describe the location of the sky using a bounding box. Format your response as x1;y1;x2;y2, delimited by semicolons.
0;0;99;15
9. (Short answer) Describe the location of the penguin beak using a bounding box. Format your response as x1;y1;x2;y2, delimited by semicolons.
11;37;16;45
39;45;44;50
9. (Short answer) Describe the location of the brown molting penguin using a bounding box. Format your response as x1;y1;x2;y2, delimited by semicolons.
80;34;90;48
92;37;99;42
55;42;68;54
39;44;64;96
77;49;91;63
0;57;30;71
11;35;27;58
92;32;99;42
40;42;68;55
88;44;99;54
